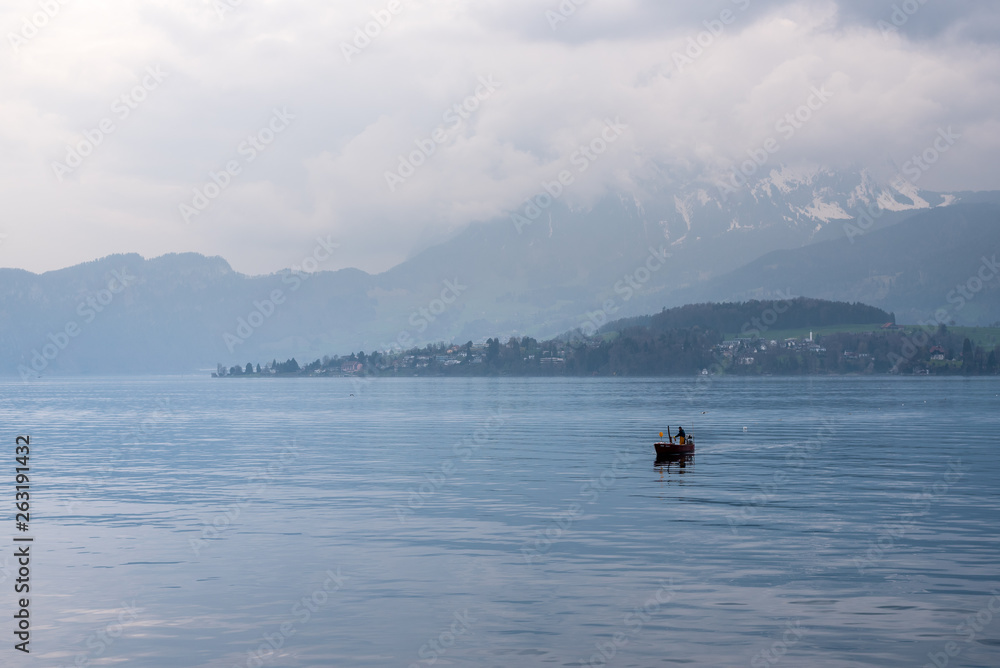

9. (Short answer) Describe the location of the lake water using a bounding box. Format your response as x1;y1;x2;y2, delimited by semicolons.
1;376;999;667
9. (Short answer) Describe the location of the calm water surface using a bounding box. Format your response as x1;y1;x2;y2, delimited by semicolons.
1;376;998;667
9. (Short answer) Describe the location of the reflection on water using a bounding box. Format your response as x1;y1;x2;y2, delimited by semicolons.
0;376;998;667
655;453;694;473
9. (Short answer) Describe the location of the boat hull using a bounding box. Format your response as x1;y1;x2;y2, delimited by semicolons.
654;442;694;456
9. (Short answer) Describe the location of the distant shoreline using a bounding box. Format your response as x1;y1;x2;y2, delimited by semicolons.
215;323;1000;380
213;370;999;378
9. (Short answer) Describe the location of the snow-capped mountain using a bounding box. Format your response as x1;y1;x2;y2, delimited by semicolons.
2;166;990;374
372;164;964;338
642;165;953;272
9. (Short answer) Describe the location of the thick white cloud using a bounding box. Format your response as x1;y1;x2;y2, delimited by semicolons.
0;0;997;275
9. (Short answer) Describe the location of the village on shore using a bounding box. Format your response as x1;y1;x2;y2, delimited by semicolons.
215;298;1000;378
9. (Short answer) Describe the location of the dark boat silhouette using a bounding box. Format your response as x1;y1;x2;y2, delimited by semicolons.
654;427;694;456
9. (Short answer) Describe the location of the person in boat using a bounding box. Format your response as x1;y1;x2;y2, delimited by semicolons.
676;426;686;445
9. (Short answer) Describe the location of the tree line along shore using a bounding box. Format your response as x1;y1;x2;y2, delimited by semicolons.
214;298;1000;378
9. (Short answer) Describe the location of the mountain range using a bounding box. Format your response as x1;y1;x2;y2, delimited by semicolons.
2;165;998;375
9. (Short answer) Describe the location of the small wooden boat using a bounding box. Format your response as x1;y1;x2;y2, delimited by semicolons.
654;440;694;456
654;427;694;456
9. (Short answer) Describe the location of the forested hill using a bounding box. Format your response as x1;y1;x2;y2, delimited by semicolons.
598;298;893;339
215;297;999;377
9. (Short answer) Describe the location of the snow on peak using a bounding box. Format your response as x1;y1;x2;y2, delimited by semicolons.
764;164;823;194
800;197;853;222
875;178;931;211
674;195;694;231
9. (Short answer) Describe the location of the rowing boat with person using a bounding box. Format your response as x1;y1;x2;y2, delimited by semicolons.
654;426;694;457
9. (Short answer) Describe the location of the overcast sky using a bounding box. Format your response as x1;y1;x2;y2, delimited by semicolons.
2;0;998;276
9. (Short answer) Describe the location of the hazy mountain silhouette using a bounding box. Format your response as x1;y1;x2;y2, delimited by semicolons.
666;203;1000;325
1;169;997;375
